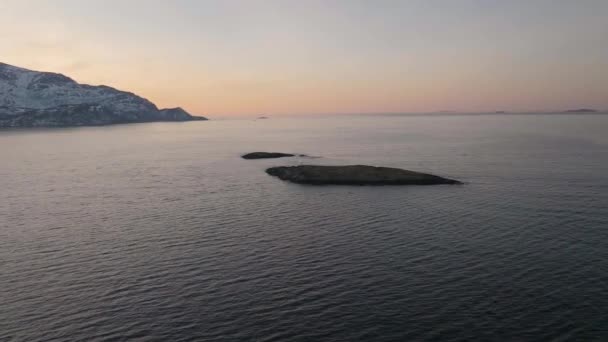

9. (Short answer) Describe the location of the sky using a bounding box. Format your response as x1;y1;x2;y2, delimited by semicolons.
1;0;607;116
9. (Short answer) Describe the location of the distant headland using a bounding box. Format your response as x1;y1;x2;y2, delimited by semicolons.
563;109;598;113
0;62;207;128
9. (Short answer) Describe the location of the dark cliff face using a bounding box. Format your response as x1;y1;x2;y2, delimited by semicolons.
0;62;207;128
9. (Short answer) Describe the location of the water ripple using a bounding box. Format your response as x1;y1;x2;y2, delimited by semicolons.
2;115;608;341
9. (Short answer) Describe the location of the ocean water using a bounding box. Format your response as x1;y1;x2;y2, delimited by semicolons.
1;114;607;341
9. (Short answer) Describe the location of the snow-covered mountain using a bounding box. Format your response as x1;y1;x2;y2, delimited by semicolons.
0;62;206;127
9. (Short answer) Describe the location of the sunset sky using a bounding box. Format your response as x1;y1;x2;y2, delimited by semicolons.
2;0;607;116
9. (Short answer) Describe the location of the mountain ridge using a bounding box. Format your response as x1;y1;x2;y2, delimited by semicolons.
0;62;206;127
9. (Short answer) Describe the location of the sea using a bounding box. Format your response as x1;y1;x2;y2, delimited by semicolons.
1;114;607;341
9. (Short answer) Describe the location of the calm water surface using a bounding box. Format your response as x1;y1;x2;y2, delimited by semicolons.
1;115;608;341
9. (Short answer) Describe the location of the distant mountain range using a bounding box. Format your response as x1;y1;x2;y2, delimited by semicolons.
563;108;598;113
0;62;206;128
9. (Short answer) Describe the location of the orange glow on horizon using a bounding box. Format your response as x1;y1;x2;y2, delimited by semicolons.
2;1;607;116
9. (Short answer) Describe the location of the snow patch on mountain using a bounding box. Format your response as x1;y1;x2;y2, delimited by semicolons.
0;62;206;127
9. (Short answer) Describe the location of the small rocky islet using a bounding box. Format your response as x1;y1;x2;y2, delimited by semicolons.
266;165;462;186
242;152;462;186
241;152;305;159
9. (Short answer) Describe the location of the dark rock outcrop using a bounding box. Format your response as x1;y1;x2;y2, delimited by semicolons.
266;165;462;185
158;107;204;121
242;152;297;159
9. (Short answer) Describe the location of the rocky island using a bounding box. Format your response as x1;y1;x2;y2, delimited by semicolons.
242;152;302;159
0;62;206;128
266;165;462;185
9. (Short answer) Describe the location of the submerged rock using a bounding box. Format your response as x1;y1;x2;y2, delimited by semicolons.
266;165;462;185
242;152;298;159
